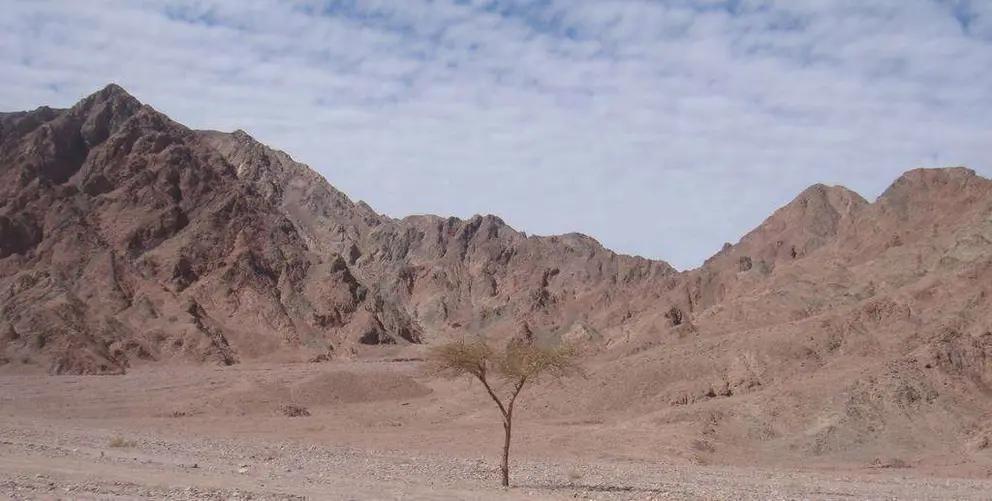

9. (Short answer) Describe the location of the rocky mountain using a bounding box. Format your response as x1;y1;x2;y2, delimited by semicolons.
0;85;680;374
0;85;423;374
4;84;992;471
201;121;683;346
544;166;992;472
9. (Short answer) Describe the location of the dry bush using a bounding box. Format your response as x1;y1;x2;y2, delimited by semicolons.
691;439;716;453
566;468;584;484
870;457;910;469
107;435;136;448
279;404;311;417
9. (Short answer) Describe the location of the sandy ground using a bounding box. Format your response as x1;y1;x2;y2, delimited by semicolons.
2;361;992;500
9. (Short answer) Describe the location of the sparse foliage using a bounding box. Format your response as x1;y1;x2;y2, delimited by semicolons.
107;435;136;448
739;255;753;272
427;337;583;487
665;306;684;326
566;468;584;485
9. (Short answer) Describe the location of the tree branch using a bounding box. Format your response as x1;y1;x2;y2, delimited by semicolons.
476;374;509;419
506;376;528;417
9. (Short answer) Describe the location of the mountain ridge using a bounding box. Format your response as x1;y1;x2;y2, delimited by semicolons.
0;84;684;372
4;84;989;373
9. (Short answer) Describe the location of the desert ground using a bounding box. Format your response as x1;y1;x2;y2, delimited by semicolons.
3;358;991;501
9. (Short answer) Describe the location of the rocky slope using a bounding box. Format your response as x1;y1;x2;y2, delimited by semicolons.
536;166;992;471
200;125;682;348
0;85;422;374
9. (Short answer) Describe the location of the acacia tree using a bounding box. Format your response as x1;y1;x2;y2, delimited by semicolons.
427;337;583;487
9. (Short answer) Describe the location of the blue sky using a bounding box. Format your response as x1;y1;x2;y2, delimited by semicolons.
2;0;991;270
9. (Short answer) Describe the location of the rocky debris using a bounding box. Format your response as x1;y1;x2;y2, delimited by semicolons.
278;405;310;417
307;353;331;363
559;321;602;346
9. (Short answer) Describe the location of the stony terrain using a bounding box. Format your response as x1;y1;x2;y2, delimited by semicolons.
3;84;992;497
3;362;992;500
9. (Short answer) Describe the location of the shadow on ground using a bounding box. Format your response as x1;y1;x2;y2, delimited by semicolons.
516;482;671;494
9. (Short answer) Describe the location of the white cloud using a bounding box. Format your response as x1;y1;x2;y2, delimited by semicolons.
2;0;991;269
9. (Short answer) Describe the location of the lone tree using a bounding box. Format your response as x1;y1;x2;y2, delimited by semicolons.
427;337;583;487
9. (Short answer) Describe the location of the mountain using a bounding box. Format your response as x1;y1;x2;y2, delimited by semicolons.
3;84;992;472
0;85;422;374
0;84;679;373
551;165;992;472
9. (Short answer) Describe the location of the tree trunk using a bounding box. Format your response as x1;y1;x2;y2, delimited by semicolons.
501;418;512;487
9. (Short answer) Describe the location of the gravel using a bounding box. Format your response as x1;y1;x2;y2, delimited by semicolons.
3;423;992;500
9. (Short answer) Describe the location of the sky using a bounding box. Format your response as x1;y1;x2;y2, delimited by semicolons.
2;0;991;270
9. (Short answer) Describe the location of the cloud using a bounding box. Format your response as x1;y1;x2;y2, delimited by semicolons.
2;0;991;269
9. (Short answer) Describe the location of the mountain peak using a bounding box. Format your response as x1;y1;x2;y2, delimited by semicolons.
747;181;867;242
872;166;990;228
794;182;867;206
703;181;868;268
62;83;147;148
99;82;131;97
81;83;142;109
230;129;255;142
879;166;978;201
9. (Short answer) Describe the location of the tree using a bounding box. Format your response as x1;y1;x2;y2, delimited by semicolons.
427;337;583;487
